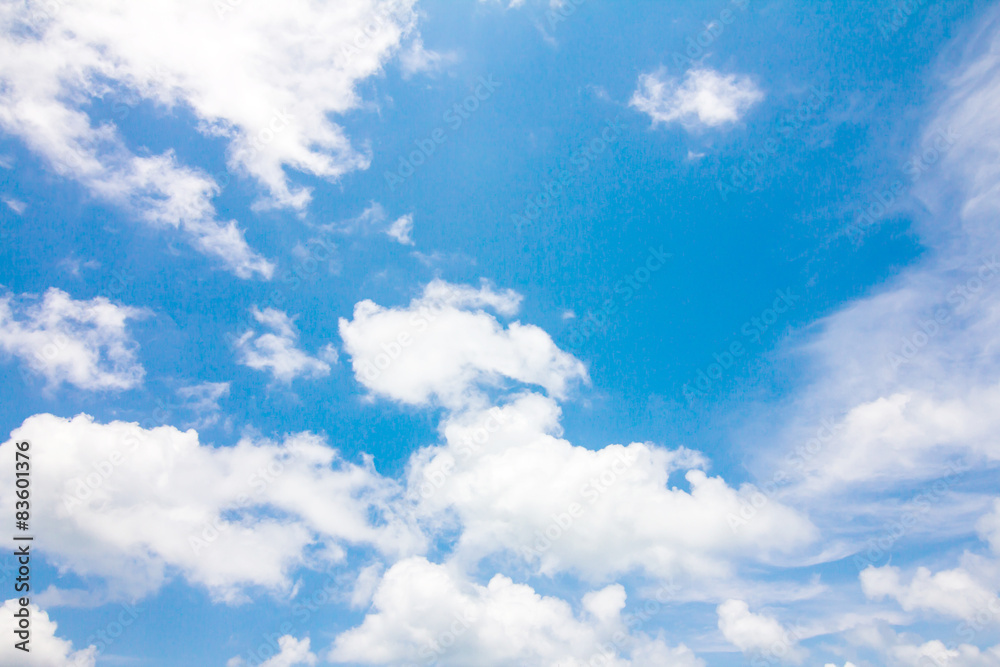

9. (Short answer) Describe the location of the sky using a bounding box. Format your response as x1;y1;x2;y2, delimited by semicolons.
1;0;1000;665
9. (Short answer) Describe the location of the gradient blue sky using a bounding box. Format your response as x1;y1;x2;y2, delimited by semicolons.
2;1;1000;665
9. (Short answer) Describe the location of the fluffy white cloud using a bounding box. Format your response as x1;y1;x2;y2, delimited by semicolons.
228;635;317;667
717;599;807;663
329;557;701;666
0;0;422;275
0;413;422;602
385;213;415;245
0;287;146;390
630;67;763;128
406;394;817;583
0;599;96;666
339;279;586;408
235;307;337;383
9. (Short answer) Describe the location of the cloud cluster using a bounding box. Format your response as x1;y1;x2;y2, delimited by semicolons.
329;557;702;666
0;413;422;602
235;307;338;383
0;0;422;275
340;279;585;408
630;67;763;129
228;635;317;667
407;394;816;582
0;287;146;390
717;599;807;663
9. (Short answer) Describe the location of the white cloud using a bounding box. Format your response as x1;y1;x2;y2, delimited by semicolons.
0;413;422;602
330;202;415;245
385;213;415;245
329;557;701;666
339;279;585;408
0;287;146;390
630;67;763;128
889;640;1000;667
739;9;1000;562
0;599;96;666
406;394;817;583
176;381;230;428
398;38;458;78
844;622;1000;667
2;195;25;213
228;635;317;667
235;307;336;383
0;0;423;275
860;563;1000;622
717;599;807;663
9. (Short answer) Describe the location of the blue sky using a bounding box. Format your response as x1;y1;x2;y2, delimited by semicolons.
2;0;1000;665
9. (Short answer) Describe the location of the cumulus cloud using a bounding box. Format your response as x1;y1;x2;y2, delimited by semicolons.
235;307;337;383
339;279;585;408
717;599;807;663
0;287;146;390
406;394;817;582
0;0;422;275
0;599;96;666
329;557;701;666
0;413;422;602
228;635;317;667
630;67;763;128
